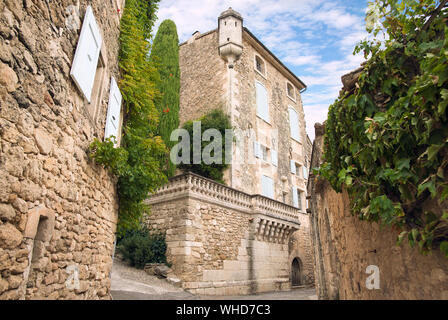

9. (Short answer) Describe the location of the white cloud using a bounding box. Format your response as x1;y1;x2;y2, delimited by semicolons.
284;54;321;66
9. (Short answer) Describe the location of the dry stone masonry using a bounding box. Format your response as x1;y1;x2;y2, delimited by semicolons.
0;0;124;299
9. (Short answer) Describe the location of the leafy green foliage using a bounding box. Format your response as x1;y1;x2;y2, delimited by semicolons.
320;0;448;255
178;109;232;184
150;20;181;178
117;227;167;269
89;0;167;236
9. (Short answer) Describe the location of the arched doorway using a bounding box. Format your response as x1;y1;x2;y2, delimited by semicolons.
291;257;302;286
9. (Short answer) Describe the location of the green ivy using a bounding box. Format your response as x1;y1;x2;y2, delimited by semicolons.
319;0;448;257
89;0;167;236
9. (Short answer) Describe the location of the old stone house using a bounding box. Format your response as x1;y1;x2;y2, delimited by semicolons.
0;1;124;299
144;8;314;295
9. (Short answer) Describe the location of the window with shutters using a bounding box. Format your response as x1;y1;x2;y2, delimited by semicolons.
288;107;300;142
86;48;108;122
303;165;308;180
286;82;295;101
260;144;269;162
70;6;111;127
291;187;303;210
254;54;266;77
297;190;303;210
256;82;269;123
261;175;274;199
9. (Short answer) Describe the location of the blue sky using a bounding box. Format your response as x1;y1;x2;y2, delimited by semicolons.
154;0;370;140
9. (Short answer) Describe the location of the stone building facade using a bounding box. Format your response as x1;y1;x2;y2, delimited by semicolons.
144;172;313;295
146;8;314;294
0;0;124;299
308;123;448;300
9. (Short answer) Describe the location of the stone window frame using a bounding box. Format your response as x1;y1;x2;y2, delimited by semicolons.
291;160;305;179
295;185;306;211
85;42;109;127
254;54;267;79
260;143;270;162
286;81;296;102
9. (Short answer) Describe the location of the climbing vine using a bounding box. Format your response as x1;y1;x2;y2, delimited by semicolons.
319;0;448;256
89;0;167;236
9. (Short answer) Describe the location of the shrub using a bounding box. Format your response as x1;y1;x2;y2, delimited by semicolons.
117;227;167;269
178;109;232;183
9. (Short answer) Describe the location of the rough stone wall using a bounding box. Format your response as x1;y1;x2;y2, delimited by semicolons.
144;173;305;295
0;1;122;299
289;213;315;286
179;30;227;126
308;124;448;299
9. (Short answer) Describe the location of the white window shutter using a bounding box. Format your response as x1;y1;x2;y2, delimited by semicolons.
261;175;274;199
303;166;308;179
289;107;300;142
254;141;261;158
292;186;298;208
70;6;102;102
290;160;296;174
256;82;269;122
104;77;122;143
298;191;303;210
271;150;278;167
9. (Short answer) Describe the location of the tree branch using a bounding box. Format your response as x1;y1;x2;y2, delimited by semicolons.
422;0;448;32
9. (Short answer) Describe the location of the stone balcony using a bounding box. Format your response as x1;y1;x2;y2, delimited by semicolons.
146;172;301;244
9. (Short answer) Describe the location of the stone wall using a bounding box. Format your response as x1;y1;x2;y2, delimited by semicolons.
308;123;448;299
0;1;122;299
179;29;310;206
143;173;313;295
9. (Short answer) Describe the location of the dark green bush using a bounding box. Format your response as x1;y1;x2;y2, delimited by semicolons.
117;227;167;269
178;109;232;184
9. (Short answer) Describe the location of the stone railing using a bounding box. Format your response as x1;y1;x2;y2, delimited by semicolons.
147;172;301;226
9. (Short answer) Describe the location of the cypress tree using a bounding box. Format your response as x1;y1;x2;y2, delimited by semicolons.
150;19;180;177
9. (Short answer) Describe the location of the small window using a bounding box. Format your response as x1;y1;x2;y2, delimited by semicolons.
291;186;303;210
287;82;295;101
290;160;297;174
255;55;266;76
261;144;269;162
